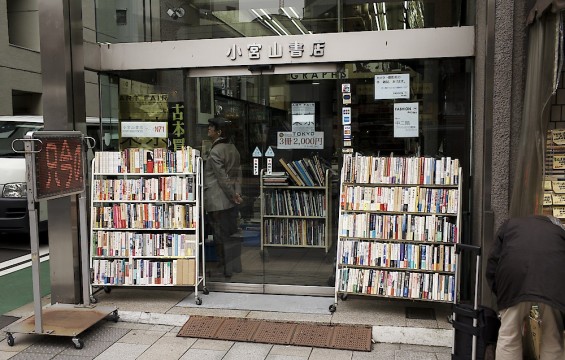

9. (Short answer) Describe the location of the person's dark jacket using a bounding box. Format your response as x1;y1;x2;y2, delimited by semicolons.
486;215;565;312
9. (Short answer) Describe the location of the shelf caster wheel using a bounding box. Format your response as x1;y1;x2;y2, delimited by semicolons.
6;333;14;346
327;275;335;287
90;295;98;304
195;297;202;305
203;287;209;295
340;293;348;301
72;337;84;349
111;310;120;322
103;286;111;293
329;304;336;313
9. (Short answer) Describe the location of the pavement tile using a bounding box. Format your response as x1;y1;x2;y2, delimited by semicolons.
269;344;312;357
190;338;234;351
308;348;354;360
265;355;309;360
394;350;438;360
179;348;226;359
223;342;272;360
116;329;166;345
136;333;195;360
94;343;149;360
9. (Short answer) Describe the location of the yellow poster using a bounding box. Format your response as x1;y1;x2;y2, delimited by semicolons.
544;180;553;190
544;193;553;206
552;181;565;193
553;155;565;169
552;193;565;205
552;129;565;145
553;207;565;219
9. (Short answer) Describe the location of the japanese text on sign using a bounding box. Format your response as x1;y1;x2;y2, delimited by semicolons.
277;131;324;149
375;74;410;100
121;122;168;138
227;41;325;61
393;103;419;138
553;129;565;145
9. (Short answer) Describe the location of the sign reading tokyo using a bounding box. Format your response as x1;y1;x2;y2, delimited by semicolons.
33;132;85;201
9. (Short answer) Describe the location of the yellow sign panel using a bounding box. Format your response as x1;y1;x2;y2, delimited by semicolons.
552;193;565;205
552;181;565;193
544;193;553;206
553;207;565;218
552;129;565;145
554;155;565;169
544;180;553;190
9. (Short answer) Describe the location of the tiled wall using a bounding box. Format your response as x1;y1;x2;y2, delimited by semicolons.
549;71;565;129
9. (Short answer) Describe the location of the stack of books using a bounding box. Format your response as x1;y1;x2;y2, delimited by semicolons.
262;171;289;186
278;155;326;186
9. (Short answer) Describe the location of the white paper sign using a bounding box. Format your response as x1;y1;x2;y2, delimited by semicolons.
121;121;168;138
375;74;410;100
291;102;315;115
277;131;324;149
394;103;419;138
292;114;315;133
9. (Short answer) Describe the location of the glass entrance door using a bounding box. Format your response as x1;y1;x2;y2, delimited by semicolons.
186;72;339;291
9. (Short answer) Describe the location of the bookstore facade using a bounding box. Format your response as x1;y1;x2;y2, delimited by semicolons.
94;0;476;296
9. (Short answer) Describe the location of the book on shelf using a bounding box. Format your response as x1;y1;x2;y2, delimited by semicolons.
279;158;305;186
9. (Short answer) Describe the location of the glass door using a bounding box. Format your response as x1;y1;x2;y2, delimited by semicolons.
186;71;339;291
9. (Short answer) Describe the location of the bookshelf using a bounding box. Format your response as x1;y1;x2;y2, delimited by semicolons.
330;153;462;312
260;160;331;256
89;147;208;305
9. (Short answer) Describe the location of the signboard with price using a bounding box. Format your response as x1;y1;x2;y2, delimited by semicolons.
277;131;324;149
32;131;85;201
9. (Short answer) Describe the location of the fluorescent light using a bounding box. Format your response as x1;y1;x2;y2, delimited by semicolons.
260;8;272;20
289;7;300;19
271;18;289;35
281;7;292;18
291;19;307;34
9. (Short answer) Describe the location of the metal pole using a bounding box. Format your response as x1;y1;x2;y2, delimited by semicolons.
24;137;43;334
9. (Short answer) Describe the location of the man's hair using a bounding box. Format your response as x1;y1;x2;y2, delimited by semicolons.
546;215;565;230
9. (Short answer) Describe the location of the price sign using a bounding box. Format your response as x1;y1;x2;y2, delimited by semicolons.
32;131;85;201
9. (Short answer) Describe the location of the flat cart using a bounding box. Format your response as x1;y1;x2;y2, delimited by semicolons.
5;131;118;349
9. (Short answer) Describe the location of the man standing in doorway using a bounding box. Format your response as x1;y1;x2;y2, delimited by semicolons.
204;117;243;278
486;214;565;360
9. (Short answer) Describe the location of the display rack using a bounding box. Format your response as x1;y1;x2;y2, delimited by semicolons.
330;153;462;312
89;147;208;305
260;168;331;255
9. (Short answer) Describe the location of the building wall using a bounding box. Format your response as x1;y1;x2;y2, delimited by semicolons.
0;0;100;118
0;0;42;116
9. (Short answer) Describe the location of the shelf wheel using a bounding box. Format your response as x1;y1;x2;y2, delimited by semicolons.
6;333;14;346
195;297;202;305
329;304;336;313
103;286;111;294
111;310;120;322
203;287;209;295
72;337;84;349
340;293;348;301
89;295;98;304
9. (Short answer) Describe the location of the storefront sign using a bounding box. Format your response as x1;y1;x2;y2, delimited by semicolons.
288;72;346;81
277;131;324;149
375;74;410;100
121;121;168;138
227;40;325;61
393;103;419;138
168;103;185;151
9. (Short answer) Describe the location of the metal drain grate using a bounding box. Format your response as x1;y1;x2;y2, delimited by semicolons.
215;318;261;342
177;316;372;351
178;315;224;338
405;307;436;320
291;324;333;348
252;321;296;344
330;325;373;351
